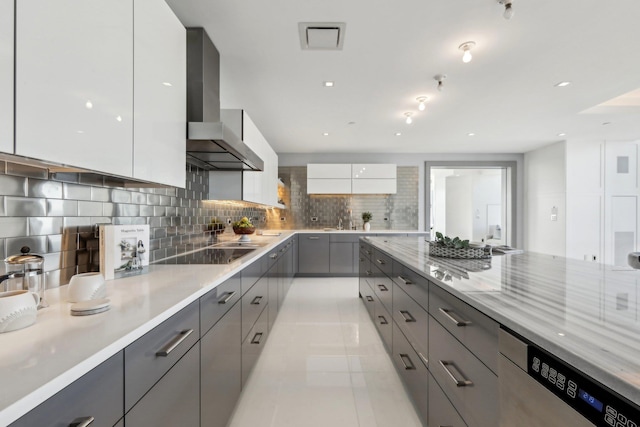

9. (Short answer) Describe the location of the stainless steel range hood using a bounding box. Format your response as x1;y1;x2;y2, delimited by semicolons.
186;28;263;171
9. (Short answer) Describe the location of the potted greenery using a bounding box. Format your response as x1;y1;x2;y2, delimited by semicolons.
361;211;372;231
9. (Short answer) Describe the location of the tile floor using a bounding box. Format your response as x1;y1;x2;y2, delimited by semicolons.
228;277;423;427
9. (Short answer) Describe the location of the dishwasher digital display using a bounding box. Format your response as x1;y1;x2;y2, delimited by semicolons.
527;345;640;427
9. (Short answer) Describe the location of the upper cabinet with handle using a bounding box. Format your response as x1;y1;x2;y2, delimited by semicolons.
307;163;396;194
15;0;135;177
0;0;13;155
14;0;186;187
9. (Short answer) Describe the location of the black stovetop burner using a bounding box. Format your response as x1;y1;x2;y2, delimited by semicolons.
151;247;255;265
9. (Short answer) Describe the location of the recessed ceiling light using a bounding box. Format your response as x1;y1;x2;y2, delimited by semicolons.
458;41;476;63
348;121;356;125
323;132;329;136
404;112;413;124
602;122;611;125
554;81;571;87
323;81;334;87
162;82;173;87
468;133;475;136
416;96;428;111
557;132;566;137
395;132;402;136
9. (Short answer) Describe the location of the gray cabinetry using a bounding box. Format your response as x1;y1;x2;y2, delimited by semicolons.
242;303;269;386
200;272;241;335
330;241;355;273
298;234;330;274
393;283;429;367
392;322;429;424
242;275;268;341
125;342;200;427
201;301;242;427
9;352;124;427
428;371;467;427
124;300;200;412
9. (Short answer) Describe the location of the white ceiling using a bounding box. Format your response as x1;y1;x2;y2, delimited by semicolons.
166;0;640;155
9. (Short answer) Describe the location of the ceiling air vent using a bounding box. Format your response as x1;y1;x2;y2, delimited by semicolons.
298;22;346;50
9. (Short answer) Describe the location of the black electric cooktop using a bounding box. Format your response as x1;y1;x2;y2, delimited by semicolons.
151;247;255;265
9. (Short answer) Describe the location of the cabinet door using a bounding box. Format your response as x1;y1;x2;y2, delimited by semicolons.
0;0;13;154
307;178;352;194
15;0;133;177
10;352;124;427
307;163;351;178
392;322;428;424
352;178;397;194
329;242;355;273
125;342;200;427
242;304;269;386
133;0;186;187
201;302;242;427
297;234;330;274
428;371;467;427
351;164;396;179
268;265;278;330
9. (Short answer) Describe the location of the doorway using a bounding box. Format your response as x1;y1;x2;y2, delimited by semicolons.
426;161;517;247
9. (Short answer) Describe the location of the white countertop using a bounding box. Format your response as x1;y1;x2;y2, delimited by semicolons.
365;236;640;406
0;231;294;425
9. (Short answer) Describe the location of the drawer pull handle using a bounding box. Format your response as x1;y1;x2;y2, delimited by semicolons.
377;284;389;292
156;329;194;357
366;296;374;302
308;237;320;240
399;353;416;370
218;291;236;304
359;258;364;262
376;259;386;265
280;248;286;252
366;270;372;276
270;253;278;259
378;315;388;325
251;296;263;305
418;352;428;366
251;332;263;344
69;416;94;427
438;308;471;327
439;360;473;387
397;275;413;285
399;310;416;323
366;250;372;255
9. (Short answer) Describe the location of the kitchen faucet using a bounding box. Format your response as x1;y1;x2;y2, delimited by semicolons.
337;218;343;230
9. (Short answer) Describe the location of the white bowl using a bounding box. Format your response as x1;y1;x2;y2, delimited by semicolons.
68;273;106;303
0;290;40;333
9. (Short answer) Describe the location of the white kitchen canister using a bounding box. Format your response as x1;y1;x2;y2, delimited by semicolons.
67;273;106;303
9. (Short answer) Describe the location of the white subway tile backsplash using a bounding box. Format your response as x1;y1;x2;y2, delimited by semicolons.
63;183;92;200
28;217;63;236
27;179;63;199
47;200;78;216
5;197;46;217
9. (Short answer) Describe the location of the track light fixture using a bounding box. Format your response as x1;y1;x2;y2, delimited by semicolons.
498;0;514;19
416;96;428;111
434;74;447;92
458;41;476;63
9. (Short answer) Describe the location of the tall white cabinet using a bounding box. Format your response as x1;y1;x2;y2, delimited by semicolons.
0;0;13;154
133;0;186;188
15;0;134;177
241;111;278;206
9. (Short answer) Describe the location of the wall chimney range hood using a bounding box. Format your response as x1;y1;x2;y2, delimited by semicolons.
186;28;264;171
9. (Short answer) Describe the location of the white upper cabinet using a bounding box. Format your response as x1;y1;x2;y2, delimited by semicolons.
242;111;278;205
133;0;186;188
351;164;396;179
307;163;396;194
15;0;134;177
0;0;13;154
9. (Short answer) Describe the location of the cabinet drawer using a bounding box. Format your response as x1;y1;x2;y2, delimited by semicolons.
429;318;498;427
126;342;200;427
241;258;263;296
242;304;269;386
330;233;361;243
372;249;392;276
393;285;429;368
242;275;268;341
392;261;429;311
429;285;498;373
391;322;428;425
359;254;372;279
371;273;393;313
360;280;376;320
10;352;124;427
359;242;373;259
428;370;467;427
200;272;241;336
374;299;392;352
124;300;199;412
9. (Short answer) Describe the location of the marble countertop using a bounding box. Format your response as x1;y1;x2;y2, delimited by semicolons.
0;232;295;426
364;236;640;405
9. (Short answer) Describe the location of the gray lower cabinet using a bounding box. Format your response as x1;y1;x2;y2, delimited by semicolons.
428;371;467;427
392;322;428;425
125;342;200;427
268;262;278;331
201;301;242;427
329;242;355;273
9;351;124;427
242;304;269;386
114;419;124;427
297;234;330;274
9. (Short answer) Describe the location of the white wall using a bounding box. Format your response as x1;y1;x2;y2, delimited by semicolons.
524;142;566;256
279;152;524;244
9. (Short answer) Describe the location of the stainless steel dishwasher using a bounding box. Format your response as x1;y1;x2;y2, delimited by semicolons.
499;328;640;427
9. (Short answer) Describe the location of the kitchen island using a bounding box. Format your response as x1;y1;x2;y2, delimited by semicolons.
363;235;640;418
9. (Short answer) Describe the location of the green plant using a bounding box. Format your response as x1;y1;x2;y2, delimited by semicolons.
434;231;470;249
361;211;372;222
